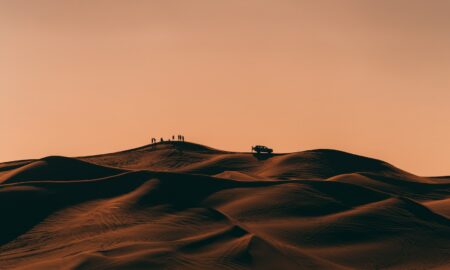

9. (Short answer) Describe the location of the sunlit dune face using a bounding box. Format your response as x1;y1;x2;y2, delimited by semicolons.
1;0;449;175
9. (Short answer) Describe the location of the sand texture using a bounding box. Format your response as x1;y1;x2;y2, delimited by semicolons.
0;142;449;269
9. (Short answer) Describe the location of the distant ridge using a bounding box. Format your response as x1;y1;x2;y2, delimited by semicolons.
0;156;125;184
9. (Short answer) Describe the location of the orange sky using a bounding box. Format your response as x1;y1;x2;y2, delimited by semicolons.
1;0;449;176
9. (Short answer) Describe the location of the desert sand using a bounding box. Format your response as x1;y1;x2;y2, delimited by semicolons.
0;141;449;269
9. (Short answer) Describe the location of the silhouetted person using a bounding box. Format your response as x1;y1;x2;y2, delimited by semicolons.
160;138;164;142
172;135;175;140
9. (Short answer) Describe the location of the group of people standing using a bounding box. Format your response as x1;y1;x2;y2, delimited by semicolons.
151;135;185;144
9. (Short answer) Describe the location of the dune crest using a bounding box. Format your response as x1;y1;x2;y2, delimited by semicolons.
0;142;449;269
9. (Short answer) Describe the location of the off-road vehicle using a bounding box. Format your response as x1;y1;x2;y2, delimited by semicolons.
252;145;273;154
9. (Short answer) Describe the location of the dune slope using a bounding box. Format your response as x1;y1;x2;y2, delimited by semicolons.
0;142;449;270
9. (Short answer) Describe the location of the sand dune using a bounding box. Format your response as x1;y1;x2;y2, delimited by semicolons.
0;156;125;184
0;142;448;269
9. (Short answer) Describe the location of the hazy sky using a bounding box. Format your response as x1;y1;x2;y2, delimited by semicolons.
1;0;449;175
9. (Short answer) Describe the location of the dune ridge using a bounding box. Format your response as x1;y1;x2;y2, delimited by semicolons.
0;142;449;269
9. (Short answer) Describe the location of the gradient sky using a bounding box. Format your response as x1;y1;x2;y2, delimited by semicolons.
1;0;449;176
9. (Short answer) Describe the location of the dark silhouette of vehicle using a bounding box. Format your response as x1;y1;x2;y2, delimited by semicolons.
252;145;273;154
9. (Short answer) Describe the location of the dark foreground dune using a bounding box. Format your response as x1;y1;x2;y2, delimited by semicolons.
0;142;449;269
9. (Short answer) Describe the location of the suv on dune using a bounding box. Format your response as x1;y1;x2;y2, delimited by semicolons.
252;145;273;154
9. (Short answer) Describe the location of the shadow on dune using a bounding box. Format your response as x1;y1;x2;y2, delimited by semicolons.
0;171;152;246
252;153;275;161
0;143;449;270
